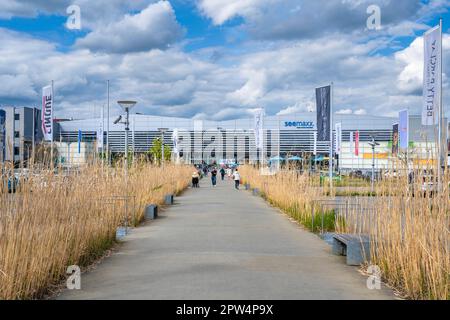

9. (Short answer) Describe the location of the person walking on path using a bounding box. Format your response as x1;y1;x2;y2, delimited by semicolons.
232;169;241;190
220;167;226;181
211;167;218;187
192;170;200;188
227;167;233;180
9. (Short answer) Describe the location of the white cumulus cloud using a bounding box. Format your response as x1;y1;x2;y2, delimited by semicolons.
76;1;183;53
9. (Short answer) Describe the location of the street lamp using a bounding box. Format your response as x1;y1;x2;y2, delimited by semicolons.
117;101;137;170
368;136;380;192
158;128;168;167
116;100;136;237
217;127;223;163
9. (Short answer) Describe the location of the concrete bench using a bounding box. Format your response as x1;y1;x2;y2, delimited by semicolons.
164;194;174;205
145;204;158;220
116;227;127;240
332;234;371;266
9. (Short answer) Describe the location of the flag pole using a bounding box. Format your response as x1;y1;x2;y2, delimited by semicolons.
438;18;443;191
51;80;54;170
32;107;35;165
407;107;410;174
107;80;110;167
262;108;265;169
329;82;334;192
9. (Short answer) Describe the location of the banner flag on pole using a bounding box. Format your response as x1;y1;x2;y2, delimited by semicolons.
0;110;5;161
422;24;442;126
97;107;104;152
172;128;179;154
355;131;359;156
78;130;82;154
254;108;264;150
392;123;399;156
399;110;409;150
335;123;342;155
313;132;317;155
349;131;354;156
315;86;331;141
41;85;53;142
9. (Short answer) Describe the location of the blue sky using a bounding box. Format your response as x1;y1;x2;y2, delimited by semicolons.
0;0;449;120
1;1;447;53
0;0;249;53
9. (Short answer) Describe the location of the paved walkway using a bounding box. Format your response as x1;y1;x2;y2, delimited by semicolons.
58;178;394;300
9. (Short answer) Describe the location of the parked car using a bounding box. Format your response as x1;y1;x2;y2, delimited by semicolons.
384;170;399;178
352;170;364;178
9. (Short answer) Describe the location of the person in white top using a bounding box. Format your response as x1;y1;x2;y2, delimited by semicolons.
232;169;241;190
226;168;232;180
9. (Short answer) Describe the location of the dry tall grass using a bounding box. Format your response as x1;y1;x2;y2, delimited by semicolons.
240;165;449;300
0;163;192;299
239;167;321;228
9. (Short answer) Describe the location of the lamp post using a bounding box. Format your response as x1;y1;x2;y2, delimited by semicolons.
368;136;380;193
117;101;137;172
158;128;168;167
115;100;136;236
106;80;110;166
217;127;223;164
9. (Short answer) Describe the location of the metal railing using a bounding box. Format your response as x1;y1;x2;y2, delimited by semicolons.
311;199;367;235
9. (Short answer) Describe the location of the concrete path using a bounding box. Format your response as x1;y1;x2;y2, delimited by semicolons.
58;178;395;300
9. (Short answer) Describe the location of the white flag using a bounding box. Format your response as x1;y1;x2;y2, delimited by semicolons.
422;24;441;126
399;109;409;150
254;108;264;149
335;123;342;155
97;106;104;152
41;85;53;142
313;132;317;156
172;128;179;154
349;131;354;155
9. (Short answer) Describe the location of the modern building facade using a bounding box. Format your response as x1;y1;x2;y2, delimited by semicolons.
0;107;42;164
0;109;444;170
57;112;403;169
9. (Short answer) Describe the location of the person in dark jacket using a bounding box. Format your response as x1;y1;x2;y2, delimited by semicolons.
211;168;218;187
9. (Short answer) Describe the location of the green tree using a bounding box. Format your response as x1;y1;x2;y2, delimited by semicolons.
149;137;171;163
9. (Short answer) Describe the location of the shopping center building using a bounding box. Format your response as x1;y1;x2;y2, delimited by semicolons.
0;108;444;170
57;112;431;170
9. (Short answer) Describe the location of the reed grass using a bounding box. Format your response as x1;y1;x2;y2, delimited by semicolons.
240;165;449;300
0;163;192;299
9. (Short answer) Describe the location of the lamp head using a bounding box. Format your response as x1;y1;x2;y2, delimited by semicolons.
368;136;380;147
117;100;137;112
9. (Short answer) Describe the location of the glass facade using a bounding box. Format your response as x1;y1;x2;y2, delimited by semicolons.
59;113;396;167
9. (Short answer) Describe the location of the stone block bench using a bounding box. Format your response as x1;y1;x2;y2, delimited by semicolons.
164;194;174;205
145;204;158;220
116;227;127;240
332;234;371;266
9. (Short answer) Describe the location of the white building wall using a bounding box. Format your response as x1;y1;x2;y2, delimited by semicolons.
55;142;95;166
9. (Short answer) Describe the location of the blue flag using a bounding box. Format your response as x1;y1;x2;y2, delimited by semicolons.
78;130;82;154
